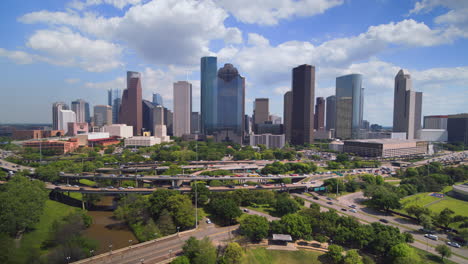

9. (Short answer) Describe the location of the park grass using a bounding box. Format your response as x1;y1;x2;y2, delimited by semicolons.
79;179;96;186
242;247;327;264
412;246;458;264
16;199;77;261
429;196;468;217
246;204;275;215
69;192;83;201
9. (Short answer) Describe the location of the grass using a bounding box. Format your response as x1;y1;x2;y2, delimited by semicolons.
16;199;77;262
68;192;83;200
412;246;458;264
246;204;275;215
242;247;327;264
79;179;96;186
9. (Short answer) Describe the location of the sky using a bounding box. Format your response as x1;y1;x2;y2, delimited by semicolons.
0;0;467;126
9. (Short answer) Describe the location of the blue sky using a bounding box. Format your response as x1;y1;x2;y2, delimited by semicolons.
0;0;467;126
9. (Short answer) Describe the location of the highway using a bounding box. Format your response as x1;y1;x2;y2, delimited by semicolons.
293;192;468;263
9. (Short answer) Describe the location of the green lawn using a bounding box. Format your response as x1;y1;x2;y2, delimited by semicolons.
79;179;96;186
242;248;327;264
246;204;275;215
68;192;83;201
413;247;457;264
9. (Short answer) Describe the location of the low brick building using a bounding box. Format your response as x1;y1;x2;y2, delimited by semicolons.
22;138;79;154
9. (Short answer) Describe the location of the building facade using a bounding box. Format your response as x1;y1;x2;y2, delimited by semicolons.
326;95;336;131
71;99;87;123
124;136;160;147
291;65;315;145
447;114;468;145
283;91;293;143
393;69;423;139
335;74;364;139
200;56;218;135
253;98;269;128
152;93;163;106
67;122;89;136
119;71;143;136
22;139;79;154
173;81;192;137
191;112;201;134
93;105;112;127
52;102;68;130
314;97;325;130
423;115;448;129
58;109;76;135
343;139;427;158
250;134;285;149
103;124;133;138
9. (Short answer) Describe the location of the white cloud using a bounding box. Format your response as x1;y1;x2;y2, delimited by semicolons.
85;76;125;89
68;0;142;10
273;86;290;95
0;48;36;64
216;0;344;25
65;78;81;84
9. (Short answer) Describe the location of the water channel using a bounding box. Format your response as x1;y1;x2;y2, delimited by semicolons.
82;196;137;254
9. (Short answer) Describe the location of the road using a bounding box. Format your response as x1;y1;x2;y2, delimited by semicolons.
293;193;468;264
241;207;280;221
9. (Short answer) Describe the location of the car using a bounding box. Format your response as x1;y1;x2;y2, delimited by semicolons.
341;208;347;212
419;228;435;234
326;197;332;201
350;209;357;213
66;184;71;187
79;187;85;191
313;197;319;200
118;187;125;190
73;185;79;188
206;218;212;224
349;205;357;208
127;186;134;189
424;234;438;241
54;187;61;190
228;185;236;189
379;219;389;223
327;202;333;205
447;241;461;248
243;209;249;213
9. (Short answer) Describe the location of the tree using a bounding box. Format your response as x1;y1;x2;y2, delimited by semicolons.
435;244;452;261
222;242;243;264
326;244;344;264
436;208;455;228
182;237;217;264
364;185;401;212
274;194;300;216
208;199;242;226
149;189;178;218
405;205;431;222
279;214;312;240
156;209;176;235
0;176;48;236
239;215;269;242
419;214;434;230
343;249;363;264
336;153;349;163
171;256;190;264
388;243;420;264
167;194;195;229
190;182;210;205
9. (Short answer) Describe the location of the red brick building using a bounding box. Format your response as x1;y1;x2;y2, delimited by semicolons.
22;138;79;154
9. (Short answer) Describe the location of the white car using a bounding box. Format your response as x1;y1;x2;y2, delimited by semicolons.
350;209;357;213
447;241;461;248
424;234;438;241
206;218;212;224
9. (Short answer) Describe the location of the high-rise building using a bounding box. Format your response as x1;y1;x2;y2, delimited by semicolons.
163;108;173;136
93;105;112;127
85;102;91;123
108;89;113;106
200;56;218;135
58;109;76;134
52;102;69;130
244;114;252;135
253;98;269;127
283;91;293;143
424;115;448;129
112;89;121;124
291;65;315;145
173;81;192;137
71;99;87;123
314;97;325;130
447;114;468;145
142;100;155;134
270;115;282;125
119;71;143;135
215;63;245;144
326;95;336;131
152;93;163;106
191;112;201;134
393;69;423;139
335;74;364;139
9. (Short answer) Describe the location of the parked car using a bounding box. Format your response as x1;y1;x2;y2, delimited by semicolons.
327;202;333;205
341;208;347;212
424;234;438;241
379;219;389;224
206;218;212;224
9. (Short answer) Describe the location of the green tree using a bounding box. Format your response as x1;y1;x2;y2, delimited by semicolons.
208;198;242;226
435;244;452;261
171;256;190;264
343;249;363;264
182;237;217;264
326;244;344;264
279;214;312;240
239;215;269;242
364;185;401;212
420;214;434;230
405;205;431;222
389;243;420;264
222;242;243;264
436;208;455;228
190;182;210;205
149;189;178;218
274;194;300;216
0;176;48;236
156;209;176;235
167;194;195;229
336;153;349;163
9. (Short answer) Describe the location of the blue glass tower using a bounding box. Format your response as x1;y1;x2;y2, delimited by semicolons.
215;63;245;144
152;93;163;106
200;56;218;134
335;74;364;139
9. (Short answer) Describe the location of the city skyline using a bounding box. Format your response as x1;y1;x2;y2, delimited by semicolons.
0;1;467;125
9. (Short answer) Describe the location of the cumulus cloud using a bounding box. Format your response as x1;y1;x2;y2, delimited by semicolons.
65;78;81;84
0;48;36;64
68;0;143;10
216;0;344;25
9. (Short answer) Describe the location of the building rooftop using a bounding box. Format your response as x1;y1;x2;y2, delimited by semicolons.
345;138;421;144
272;234;293;241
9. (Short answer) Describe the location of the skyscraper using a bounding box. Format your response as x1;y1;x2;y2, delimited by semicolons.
335;74;364;139
253;98;269;129
326;95;336;131
291;65;315;145
200;56;218;135
314;97;325;130
152;93;163;106
393;69;423;139
71;99;87;123
191;112;201;134
58;109;76;134
108;89;113;106
93;105;112;127
142;100;155;134
447;114;468;145
216;63;245;144
119;71;143;135
85;102;91;123
112;90;121;124
283;91;293;143
52;102;68;130
173;81;192;137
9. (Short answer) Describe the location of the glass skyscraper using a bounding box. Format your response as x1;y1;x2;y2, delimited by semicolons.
200;56;218;135
216;63;245;144
335;74;364;139
152;93;163;106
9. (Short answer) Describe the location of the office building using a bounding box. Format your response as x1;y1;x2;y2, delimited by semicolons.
424;115;448;129
447;114;468;145
173;81;192;137
366;132;407;140
253;98;269;127
52;102;69;130
291;65;315;145
58;109;76;135
343;139;428;158
124;136;161;147
153;105;165;126
270;115;282;125
314;97;325;130
250;134;285;149
152;93;163;106
362;120;370;130
71;99;87;123
283;91;293;143
108;89;113;106
12;130;64;140
93;105;112;127
76;132;110;146
67;123;89;136
191;112;201;134
111;89;121;124
22;138;79;154
417;129;448;142
200;56;218;134
85;102;91;123
215;63;245;144
256;123;283;135
103;124;134;138
393;69;423;139
142;100;155;134
326;95;336;131
244;115;252;135
164;108;173;136
119;71;143;135
335;74;364;139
